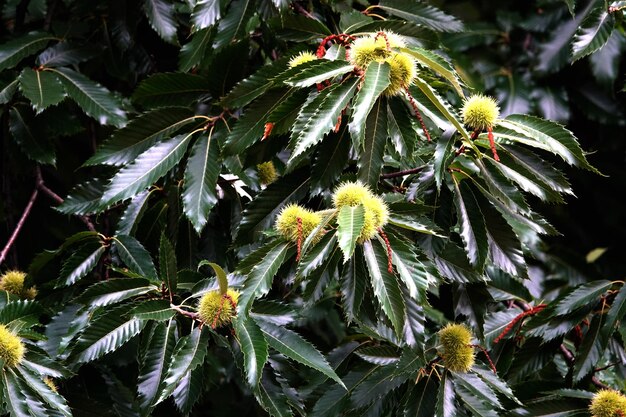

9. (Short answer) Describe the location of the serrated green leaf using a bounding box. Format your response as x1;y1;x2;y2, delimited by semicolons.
336;205;365;262
132;73;209;108
159;233;177;294
191;0;220;30
311;124;351;195
72;305;147;364
171;367;203;416
363;240;406;338
18;68;65;112
51;67;127;127
376;0;463;32
433;129;456;189
220;57;289;108
235;168;309;243
213;0;254;49
138;320;177;412
57;243;105;288
554;280;612;316
224;88;296;155
143;0;178;44
0;31;56;72
234;316;268;388
255;376;293;417
572;314;604;382
1;369;32;417
400;47;463;96
351;365;406;407
436;379;466;417
238;241;290;315
13;365;72;417
282;60;354;87
179;27;213;72
113;235;158;281
78;278;157;307
297;231;337;279
101;134;192;206
385;231;431;303
349;61;391;147
455;383;499;417
496;115;599;173
36;42;99;67
85;107;197;166
355;346;400;365
453;372;502;410
155;327;209;404
182;131;220;234
289;79;358;164
358;97;388;189
116;191;152;236
404;373;438;417
256;320;345;388
275;14;331;42
452;179;488;268
0;78;18;104
572;2;614;61
56;178;107;215
131;300;176;321
341;247;367;322
8;105;56;165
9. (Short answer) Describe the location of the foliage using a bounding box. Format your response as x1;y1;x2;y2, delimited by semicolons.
0;0;625;416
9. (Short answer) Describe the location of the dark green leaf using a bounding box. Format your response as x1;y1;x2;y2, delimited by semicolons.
52;67;127;127
404;374;438;417
213;0;254;49
143;0;178;44
56;178;107;215
0;31;55;72
179;28;213;72
8;105;56;165
78;278;157;307
132;73;210;108
159;233;177;294
554;280;612;316
85;107;196;166
363;240;406;338
571;2;614;61
156;327;210;404
131;300;176;321
234;316;268;387
433;129;456;189
376;0;463;32
182;131;220;234
138;320;177;411
192;0;221;30
452;179;488;268
349;61;391;147
238;241;290;315
113;235;158;281
101;134;192;207
57;243;106;288
256;320;345;388
282;60;355;88
358;97;388;189
436;372;456;417
18;68;65;112
36;42;100;67
337;205;365;262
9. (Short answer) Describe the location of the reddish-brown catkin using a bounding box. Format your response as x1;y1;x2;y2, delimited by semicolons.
494;304;546;344
378;228;393;273
296;217;303;262
404;87;431;142
470;344;497;374
487;127;500;161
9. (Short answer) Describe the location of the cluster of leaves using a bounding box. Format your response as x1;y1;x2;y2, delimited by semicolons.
0;0;625;416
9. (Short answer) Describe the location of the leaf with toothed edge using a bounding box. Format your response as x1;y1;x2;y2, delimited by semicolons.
143;0;178;44
234;316;268;388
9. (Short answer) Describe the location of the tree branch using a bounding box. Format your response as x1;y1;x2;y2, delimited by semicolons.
36;167;96;232
0;187;38;266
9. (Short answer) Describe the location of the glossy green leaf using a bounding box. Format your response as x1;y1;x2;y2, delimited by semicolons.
0;31;56;72
101;134;192;207
213;0;254;49
179;28;213;72
138;320;177;412
182;131;220;234
56;178;107;215
554;280;612;316
36;42;99;67
78;278;157;307
8;105;56;165
57;243;106;288
358;97;388;189
131;300;176;321
452;179;488;268
143;0;178;44
336;205;365;262
289;79;359;164
400;47;463;96
18;68;65;112
571;3;614;61
51;67;127;127
159;233;177;294
282;60;355;87
238;241;290;315
191;0;221;30
132;73;209;108
257;320;345;388
376;0;463;32
349;61;391;146
363;240;406;338
155;327;209;404
85;107;196;166
113;235;158;281
234;316;268;387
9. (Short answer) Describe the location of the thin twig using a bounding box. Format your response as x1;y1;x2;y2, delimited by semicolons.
0;188;38;266
36;167;96;231
380;166;426;179
291;1;315;19
170;304;200;320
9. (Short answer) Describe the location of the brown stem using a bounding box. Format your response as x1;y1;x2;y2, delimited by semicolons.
36;167;96;232
170;304;199;320
0;187;38;266
291;1;315;19
380;166;426;179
